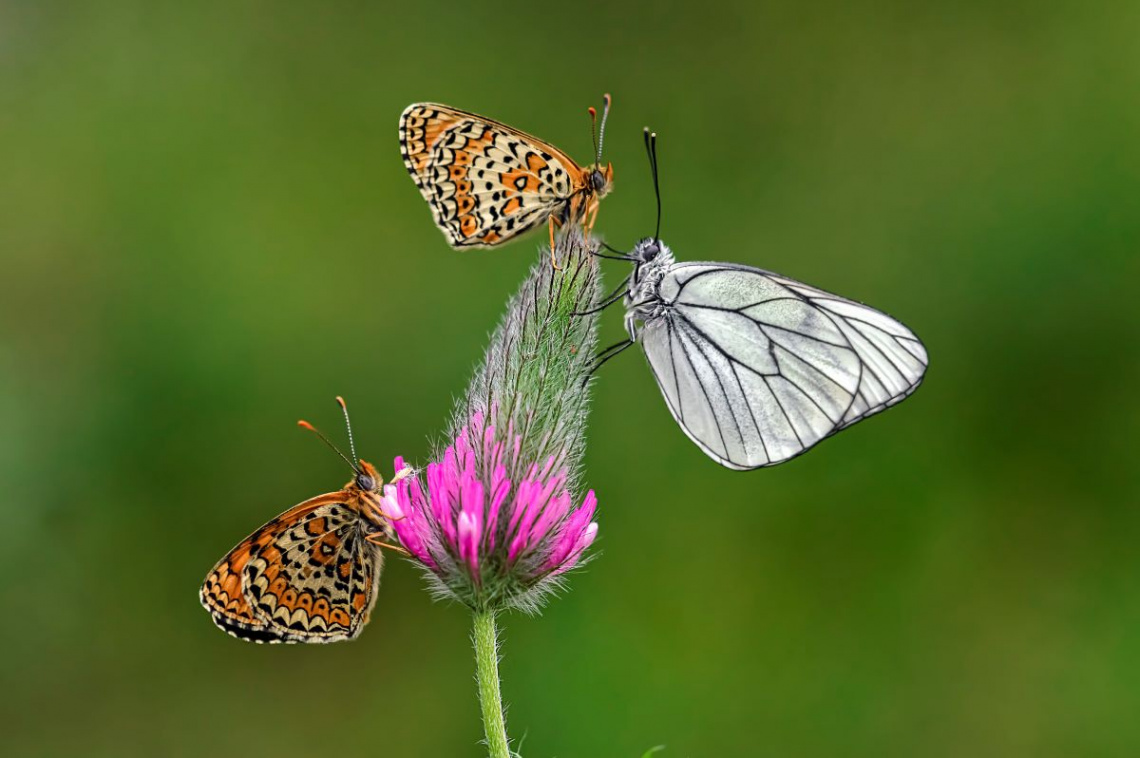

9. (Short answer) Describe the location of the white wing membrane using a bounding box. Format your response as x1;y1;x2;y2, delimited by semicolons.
639;262;927;469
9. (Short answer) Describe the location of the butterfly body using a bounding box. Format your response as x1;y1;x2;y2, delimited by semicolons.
620;237;928;470
400;102;613;250
624;238;676;332
200;461;397;644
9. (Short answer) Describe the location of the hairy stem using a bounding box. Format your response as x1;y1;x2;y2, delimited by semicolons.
473;609;511;758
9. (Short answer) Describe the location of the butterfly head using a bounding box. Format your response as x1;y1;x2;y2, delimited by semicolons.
588;163;614;198
353;460;383;493
630;237;671;264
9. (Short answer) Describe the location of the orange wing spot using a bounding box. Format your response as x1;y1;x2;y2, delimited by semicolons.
338;561;352;579
311;533;339;564
220;573;241;597
352;592;366;612
480;230;501;244
448;168;477;239
449;165;465;180
330;609;351;627
503;197;522;215
260;547;283;583
280;588;297;610
461;131;495;157
502;169;538;194
306;517;327;536
525;152;549;173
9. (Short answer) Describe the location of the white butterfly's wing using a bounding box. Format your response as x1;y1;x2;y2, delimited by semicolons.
639;262;927;469
763;273;929;427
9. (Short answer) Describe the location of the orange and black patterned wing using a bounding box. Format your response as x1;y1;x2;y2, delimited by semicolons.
242;499;383;643
399;104;587;248
200;503;301;642
200;494;383;644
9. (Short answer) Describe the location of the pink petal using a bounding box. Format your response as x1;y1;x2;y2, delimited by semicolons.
555;521;599;575
542;491;598;573
380;485;404;520
486;465;510;552
457;510;480;578
461;472;485;532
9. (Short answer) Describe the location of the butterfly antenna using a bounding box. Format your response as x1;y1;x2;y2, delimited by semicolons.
297;419;357;473
588;105;600;167
335;396;358;464
596;93;612;164
644;127;662;242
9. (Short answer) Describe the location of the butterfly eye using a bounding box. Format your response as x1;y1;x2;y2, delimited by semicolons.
355;474;375;491
590;170;607;192
632;239;659;261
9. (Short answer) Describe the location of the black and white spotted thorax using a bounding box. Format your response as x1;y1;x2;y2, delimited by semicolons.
624;237;675;340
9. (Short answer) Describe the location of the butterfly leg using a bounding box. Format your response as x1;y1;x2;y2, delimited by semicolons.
572;273;630;316
548;216;562;270
365;533;410;555
582;338;636;385
365;499;407;523
585;200;600;235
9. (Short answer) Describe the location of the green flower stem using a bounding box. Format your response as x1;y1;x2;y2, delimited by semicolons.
473;609;511;758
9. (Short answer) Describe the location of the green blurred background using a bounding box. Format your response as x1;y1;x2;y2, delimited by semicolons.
2;1;1138;756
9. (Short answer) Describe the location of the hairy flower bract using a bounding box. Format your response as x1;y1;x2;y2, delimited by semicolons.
386;234;603;612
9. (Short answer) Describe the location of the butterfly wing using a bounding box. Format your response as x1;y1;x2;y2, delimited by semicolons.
639;262;927;469
399;104;587;248
201;526;278;641
200;493;383;643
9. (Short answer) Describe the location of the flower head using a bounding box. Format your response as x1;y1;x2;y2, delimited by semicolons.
387;233;603;612
384;411;597;611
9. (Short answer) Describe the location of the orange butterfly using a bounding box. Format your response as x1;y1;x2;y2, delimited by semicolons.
199;398;409;644
399;95;614;266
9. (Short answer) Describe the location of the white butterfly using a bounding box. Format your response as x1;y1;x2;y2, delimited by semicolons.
590;131;928;469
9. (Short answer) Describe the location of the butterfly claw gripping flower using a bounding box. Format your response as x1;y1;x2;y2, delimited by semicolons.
387;232;604;613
